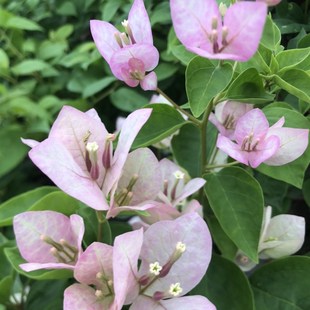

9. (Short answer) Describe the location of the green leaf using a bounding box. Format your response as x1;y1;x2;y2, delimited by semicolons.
4;247;73;280
207;215;238;260
225;68;274;103
171;123;217;177
110;87;148;112
205;167;264;262
82;77;116;98
0;126;29;177
51;24;74;40
56;1;77;16
276;48;310;73
190;254;255;310
0;49;9;70
150;2;171;25
274;69;310;103
38;40;67;60
11;59;51;75
0;187;58;226
6;16;42;31
258;107;310;188
26;279;69;310
154;63;178;81
132;104;187;148
261;15;281;51
171;44;196;65
302;179;310;207
101;0;122;22
250;256;310;310
29;191;80;215
186;57;233;117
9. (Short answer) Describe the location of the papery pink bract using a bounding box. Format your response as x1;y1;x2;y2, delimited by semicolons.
64;230;143;310
256;0;281;6
130;295;216;310
209;100;253;139
170;0;267;61
13;211;84;272
23;106;152;212
136;213;212;298
90;0;159;90
217;108;281;168
217;108;309;168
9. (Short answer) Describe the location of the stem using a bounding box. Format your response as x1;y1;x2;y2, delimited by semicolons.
96;211;112;244
198;101;214;202
205;160;239;171
156;87;200;126
209;146;219;165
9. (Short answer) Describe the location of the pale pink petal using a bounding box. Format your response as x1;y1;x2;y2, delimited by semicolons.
138;213;212;296
257;0;282;6
29;139;109;211
170;0;220;51
216;134;249;165
130;290;215;309
90;20;121;63
182;199;203;217
173;178;206;206
14;211;83;269
186;46;245;61
140;202;181;225
70;214;85;260
128;0;153;44
209;112;226;135
269;116;285;129
21;138;39;148
64;284;110;310
264;127;309;165
223;2;267;61
103;109;152;196
234;109;269;145
107;202;157;219
259;215;305;259
113;229;143;306
140;71;158;91
74;242;113;287
20;262;75;272
48;105;108;177
117;148;162;205
110;44;159;80
247;135;280;168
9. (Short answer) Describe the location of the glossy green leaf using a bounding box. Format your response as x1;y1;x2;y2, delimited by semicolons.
154;63;178;81
6;16;42;31
4;247;72;280
171;44;196;65
225;68;274;104
11;60;51;75
190;254;255;310
101;0;122;21
110;87;148;112
302;179;310;207
276;48;310;73
274;69;310;103
207;215;238;260
29;191;80;215
261;15;281;51
132;104;187;148
0;49;9;70
0;187;58;226
26;279;69;310
171;123;217;177
0;126;29;177
250;256;310;310
258;107;310;188
205;167;264;262
186;57;233;117
82;77;116;98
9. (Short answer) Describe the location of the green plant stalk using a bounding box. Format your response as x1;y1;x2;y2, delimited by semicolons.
156;87;200;126
96;211;112;245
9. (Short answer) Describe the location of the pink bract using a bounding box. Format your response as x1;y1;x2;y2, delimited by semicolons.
23;106;152;213
170;0;267;61
217;108;309;168
13;211;84;272
90;0;159;90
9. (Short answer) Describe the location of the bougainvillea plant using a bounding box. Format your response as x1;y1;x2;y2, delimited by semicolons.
1;0;309;309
